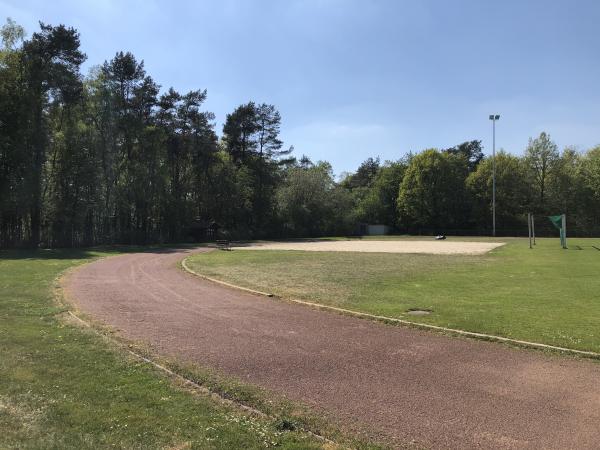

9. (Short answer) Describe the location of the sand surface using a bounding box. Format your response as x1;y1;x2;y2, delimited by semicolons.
234;240;504;255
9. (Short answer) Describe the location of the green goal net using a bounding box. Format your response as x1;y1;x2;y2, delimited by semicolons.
548;215;567;249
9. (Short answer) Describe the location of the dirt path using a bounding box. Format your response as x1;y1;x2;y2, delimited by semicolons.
64;248;600;449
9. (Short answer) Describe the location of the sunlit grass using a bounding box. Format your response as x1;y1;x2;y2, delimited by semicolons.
187;238;600;352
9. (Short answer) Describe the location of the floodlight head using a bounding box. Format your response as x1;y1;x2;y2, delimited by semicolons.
495;114;500;120
489;115;494;120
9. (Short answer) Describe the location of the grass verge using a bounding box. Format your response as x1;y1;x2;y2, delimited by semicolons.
0;248;333;449
185;237;600;353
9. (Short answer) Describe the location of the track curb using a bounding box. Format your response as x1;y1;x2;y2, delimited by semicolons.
181;256;600;361
63;312;337;447
56;262;341;448
181;256;274;297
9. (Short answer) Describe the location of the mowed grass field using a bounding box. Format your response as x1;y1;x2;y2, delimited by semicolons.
186;237;600;353
0;249;324;449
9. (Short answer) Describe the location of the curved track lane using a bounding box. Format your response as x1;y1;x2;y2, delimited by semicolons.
64;248;600;449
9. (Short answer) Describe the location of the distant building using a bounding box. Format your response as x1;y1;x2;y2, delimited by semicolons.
356;224;391;236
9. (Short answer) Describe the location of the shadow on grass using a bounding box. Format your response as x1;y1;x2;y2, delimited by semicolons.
0;248;99;261
0;243;206;260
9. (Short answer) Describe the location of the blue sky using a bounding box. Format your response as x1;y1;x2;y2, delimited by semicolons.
2;0;599;175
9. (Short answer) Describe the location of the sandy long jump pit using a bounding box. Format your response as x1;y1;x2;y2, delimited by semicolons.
233;240;504;255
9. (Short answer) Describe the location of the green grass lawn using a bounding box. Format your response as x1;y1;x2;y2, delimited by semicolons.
0;248;325;449
186;237;600;353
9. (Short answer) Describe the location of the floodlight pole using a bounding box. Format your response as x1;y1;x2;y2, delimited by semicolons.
489;114;500;237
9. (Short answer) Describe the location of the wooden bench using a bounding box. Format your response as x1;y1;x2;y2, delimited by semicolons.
216;239;231;251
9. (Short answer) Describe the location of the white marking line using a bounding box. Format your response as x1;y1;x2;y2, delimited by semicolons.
181;257;600;360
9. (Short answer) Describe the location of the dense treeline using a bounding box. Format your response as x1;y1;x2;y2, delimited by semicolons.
1;20;599;248
345;136;600;236
0;20;295;247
